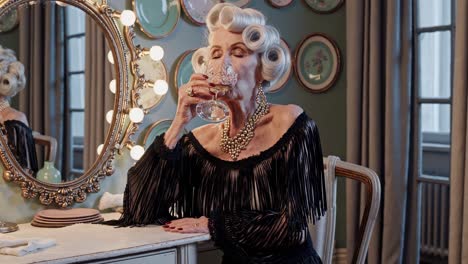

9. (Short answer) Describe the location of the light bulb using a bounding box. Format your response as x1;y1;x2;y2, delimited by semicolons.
129;108;144;123
109;79;116;94
106;110;113;124
97;144;104;155
107;51;115;64
120;10;136;26
153;80;168;95
56;1;67;6
149;45;164;61
130;145;145;160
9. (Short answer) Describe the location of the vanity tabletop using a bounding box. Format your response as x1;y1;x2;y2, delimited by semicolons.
0;213;211;264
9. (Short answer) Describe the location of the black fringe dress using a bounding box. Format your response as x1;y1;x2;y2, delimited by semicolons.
1;120;39;174
110;112;327;264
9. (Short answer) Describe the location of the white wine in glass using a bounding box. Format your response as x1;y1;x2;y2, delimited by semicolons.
196;64;237;122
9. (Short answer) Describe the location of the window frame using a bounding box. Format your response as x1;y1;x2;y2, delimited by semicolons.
63;7;86;180
413;0;455;260
414;0;454;182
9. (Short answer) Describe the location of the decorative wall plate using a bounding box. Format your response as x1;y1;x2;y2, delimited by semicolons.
135;55;167;110
267;38;292;93
133;0;180;38
304;0;344;13
174;49;195;91
294;33;341;93
268;0;293;8
142;119;187;149
181;0;220;25
223;0;250;7
0;9;18;33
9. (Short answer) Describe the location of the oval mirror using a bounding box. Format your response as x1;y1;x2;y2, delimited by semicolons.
0;0;136;207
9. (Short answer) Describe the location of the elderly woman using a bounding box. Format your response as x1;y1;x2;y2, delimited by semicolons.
0;45;38;174
112;3;326;263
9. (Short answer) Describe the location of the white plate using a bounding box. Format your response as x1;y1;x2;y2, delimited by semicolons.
267;38;292;93
181;0;220;25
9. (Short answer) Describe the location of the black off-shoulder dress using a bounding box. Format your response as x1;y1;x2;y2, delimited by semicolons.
1;119;39;175
109;112;327;264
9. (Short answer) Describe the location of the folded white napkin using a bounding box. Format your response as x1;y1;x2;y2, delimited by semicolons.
98;192;123;211
0;234;56;256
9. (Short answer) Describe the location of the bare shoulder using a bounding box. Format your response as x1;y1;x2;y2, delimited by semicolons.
269;104;304;127
3;108;29;126
259;104;304;140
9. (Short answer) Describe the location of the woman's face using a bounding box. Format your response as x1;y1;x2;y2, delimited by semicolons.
208;28;260;101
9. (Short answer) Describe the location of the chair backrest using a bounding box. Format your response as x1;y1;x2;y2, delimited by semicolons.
32;131;57;163
309;155;381;264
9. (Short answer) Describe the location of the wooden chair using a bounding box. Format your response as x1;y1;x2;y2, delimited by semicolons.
32;131;57;163
309;156;381;264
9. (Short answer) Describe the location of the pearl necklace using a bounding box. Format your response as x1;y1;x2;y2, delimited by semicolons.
220;87;270;161
0;98;10;113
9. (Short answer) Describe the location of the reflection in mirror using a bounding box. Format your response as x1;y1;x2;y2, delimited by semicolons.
0;2;115;183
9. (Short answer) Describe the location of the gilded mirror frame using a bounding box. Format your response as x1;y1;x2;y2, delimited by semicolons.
0;0;139;207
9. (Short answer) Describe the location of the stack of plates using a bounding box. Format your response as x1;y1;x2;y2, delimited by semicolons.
31;208;103;228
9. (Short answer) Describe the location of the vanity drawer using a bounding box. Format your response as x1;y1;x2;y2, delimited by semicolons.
89;248;177;264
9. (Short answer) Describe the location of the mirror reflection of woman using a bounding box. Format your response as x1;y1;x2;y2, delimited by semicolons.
108;4;327;263
0;45;38;174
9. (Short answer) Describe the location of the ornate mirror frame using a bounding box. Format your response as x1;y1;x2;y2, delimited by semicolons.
0;0;148;207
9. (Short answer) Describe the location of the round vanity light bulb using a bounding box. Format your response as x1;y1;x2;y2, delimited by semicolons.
106;110;114;124
149;45;164;61
97;144;104;155
56;1;67;6
120;10;136;26
107;51;115;64
129;108;144;123
130;145;145;160
153;80;168;95
109;79;116;94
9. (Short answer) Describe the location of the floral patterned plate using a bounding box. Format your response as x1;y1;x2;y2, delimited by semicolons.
135;55;168;110
304;0;344;13
181;0;220;25
294;33;341;93
223;0;250;7
267;38;292;93
268;0;293;8
0;10;18;33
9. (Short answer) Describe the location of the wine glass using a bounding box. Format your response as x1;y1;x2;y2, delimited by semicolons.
195;63;238;122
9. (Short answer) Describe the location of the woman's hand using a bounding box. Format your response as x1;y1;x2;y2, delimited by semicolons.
174;73;214;125
162;216;209;234
164;74;214;149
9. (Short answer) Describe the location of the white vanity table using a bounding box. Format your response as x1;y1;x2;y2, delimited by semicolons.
0;213;211;264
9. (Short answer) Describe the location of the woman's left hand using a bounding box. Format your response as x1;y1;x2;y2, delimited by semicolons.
162;216;209;234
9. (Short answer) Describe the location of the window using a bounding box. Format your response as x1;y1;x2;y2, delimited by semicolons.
64;6;86;180
414;0;453;262
416;0;453;178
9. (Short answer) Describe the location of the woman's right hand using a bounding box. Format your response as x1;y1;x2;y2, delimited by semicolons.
174;73;214;125
164;73;213;149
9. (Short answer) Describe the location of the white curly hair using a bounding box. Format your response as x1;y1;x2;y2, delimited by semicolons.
0;45;26;98
191;3;290;91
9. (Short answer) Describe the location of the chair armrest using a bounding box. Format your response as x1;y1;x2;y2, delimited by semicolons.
33;132;57;163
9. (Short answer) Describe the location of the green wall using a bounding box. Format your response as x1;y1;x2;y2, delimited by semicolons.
0;25;19;54
0;0;346;248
